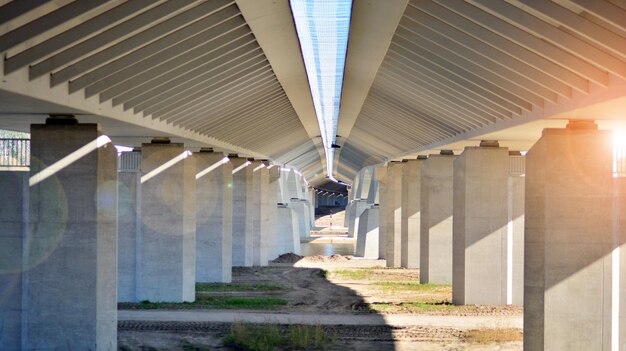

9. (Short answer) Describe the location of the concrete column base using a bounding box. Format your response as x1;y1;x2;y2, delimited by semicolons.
348;200;369;238
452;145;510;305
0;171;27;350
140;142;196;302
231;157;253;267
420;154;455;284
252;161;270;266
355;207;379;259
276;205;301;255
195;152;233;283
117;169;140;302
401;159;424;268
524;123;621;350
26;123;117;350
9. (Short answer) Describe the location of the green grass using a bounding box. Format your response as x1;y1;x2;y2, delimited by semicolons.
375;282;449;292
330;269;375;280
224;323;334;351
130;296;288;310
181;341;212;351
318;269;329;279
196;282;285;292
368;300;455;313
462;328;523;344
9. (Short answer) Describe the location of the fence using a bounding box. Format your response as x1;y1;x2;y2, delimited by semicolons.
0;139;30;170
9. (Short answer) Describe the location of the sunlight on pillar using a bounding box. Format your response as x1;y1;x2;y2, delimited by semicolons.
232;160;251;175
195;157;229;180
29;135;112;187
140;150;192;184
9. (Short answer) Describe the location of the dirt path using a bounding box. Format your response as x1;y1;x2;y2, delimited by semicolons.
118;265;523;350
118;310;521;329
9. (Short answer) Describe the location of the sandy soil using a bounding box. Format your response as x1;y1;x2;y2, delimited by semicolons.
118;264;522;350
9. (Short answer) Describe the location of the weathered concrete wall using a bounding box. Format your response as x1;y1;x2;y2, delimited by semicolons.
420;154;455;284
195;152;232;283
231;157;253;267
401;159;423;268
524;124;618;350
26;123;117;350
140;142;196;302
0;171;27;350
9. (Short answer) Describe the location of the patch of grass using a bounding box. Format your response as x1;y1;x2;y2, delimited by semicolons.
126;297;288;310
181;341;212;351
330;269;375;280
462;328;523;344
375;282;450;292
318;269;329;279
368;300;455;313
196;283;285;292
224;323;334;351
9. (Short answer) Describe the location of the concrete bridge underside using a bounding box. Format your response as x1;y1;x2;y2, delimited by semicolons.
0;1;625;350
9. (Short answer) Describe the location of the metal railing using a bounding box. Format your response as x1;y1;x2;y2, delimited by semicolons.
0;139;30;169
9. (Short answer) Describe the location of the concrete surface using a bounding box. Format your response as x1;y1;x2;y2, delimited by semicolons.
453;145;510;305
26;123;117;350
231;157;254;267
0;171;27;350
140;142;196;302
117;169;140;302
420;154;456;285
524;123;619;350
252;161;270;266
401;159;424;269
355;207;380;259
195;151;233;283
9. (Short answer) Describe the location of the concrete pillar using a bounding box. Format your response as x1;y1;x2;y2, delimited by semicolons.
276;204;301;255
355;206;379;259
252;160;270;266
401;158;424;268
524;121;621;350
452;141;509;305
308;188;316;227
26;122;117;349
290;199;310;239
379;162;403;267
140;140;195;302
195;150;233;283
267;166;281;260
117;150;141;302
0;171;27;350
420;152;456;284
348;199;370;238
508;153;525;306
231;157;253;267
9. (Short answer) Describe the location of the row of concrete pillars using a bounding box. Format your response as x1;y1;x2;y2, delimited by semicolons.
346;121;626;350
0;122;314;350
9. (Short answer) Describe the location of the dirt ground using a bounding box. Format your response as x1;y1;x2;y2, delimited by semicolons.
118;265;522;350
